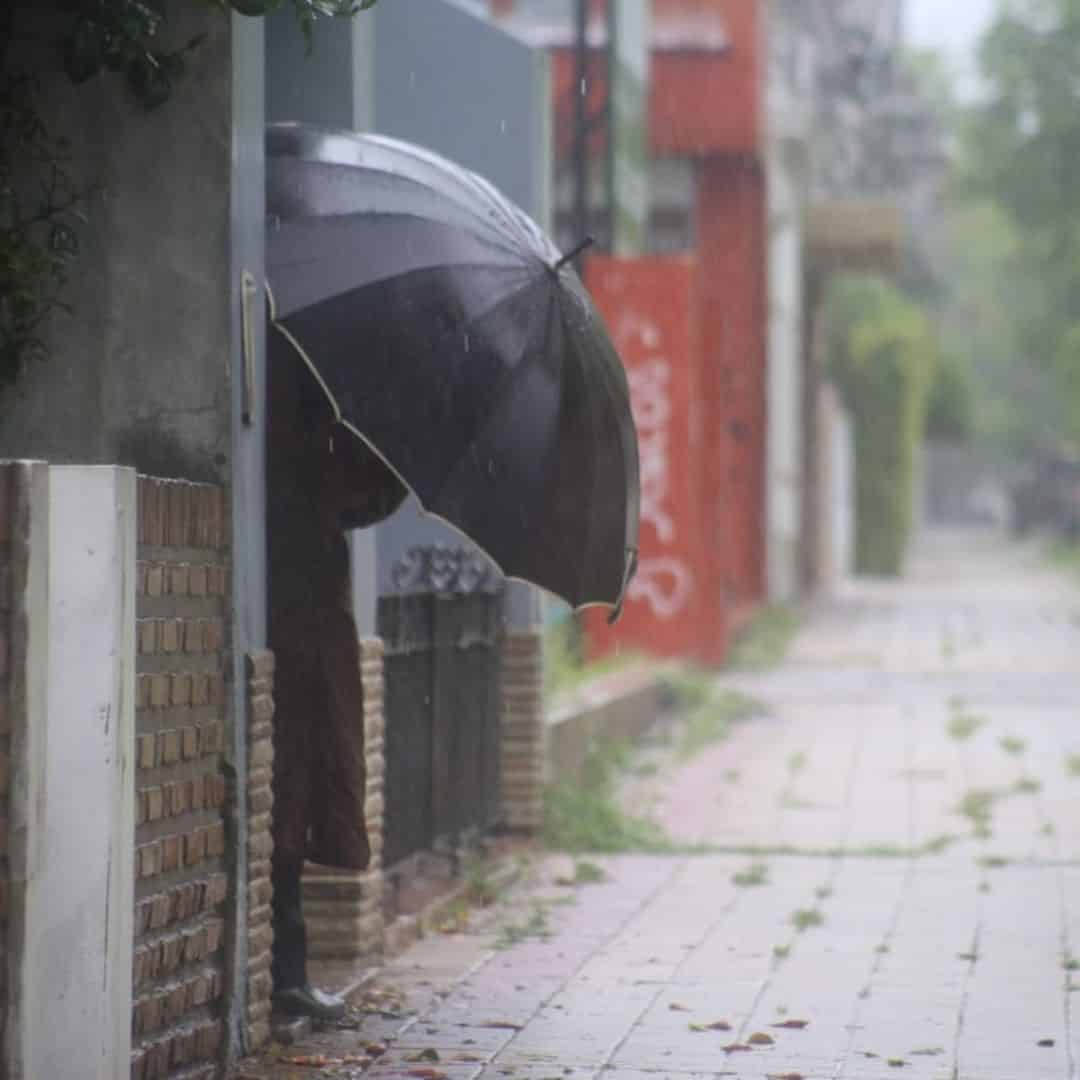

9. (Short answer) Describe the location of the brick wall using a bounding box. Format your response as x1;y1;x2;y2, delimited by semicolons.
499;629;545;831
302;637;386;961
132;477;231;1080
245;652;275;1050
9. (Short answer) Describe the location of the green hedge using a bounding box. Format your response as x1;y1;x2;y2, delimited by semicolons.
826;275;937;576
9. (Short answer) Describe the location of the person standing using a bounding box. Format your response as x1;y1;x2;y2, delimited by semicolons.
267;336;405;1019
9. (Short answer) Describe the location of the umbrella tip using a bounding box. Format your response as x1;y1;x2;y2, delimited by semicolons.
607;547;639;625
553;235;596;273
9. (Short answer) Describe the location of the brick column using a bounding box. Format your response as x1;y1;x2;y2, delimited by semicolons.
499;628;545;832
245;651;275;1050
131;477;231;1080
301;637;385;961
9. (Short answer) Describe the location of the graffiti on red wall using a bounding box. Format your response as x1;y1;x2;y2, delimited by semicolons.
618;314;694;620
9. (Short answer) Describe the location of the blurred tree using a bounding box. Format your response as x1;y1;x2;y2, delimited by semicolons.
957;0;1080;447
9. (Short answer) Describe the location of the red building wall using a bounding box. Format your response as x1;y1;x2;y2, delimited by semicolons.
548;0;761;160
584;255;714;661
650;0;762;156
698;155;767;627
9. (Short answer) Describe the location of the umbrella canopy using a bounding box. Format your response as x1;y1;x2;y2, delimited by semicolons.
266;123;639;614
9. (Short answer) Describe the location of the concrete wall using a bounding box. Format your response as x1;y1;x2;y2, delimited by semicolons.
24;466;135;1080
0;7;233;484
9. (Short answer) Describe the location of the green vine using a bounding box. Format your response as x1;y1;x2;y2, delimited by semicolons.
0;0;377;390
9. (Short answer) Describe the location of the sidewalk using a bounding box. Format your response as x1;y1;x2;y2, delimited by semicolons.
240;529;1080;1080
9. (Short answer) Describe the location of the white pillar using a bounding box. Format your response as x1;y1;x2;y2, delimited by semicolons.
23;466;135;1080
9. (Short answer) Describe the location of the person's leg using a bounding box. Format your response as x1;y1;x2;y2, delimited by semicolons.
270;852;307;991
269;647;346;1020
307;607;370;871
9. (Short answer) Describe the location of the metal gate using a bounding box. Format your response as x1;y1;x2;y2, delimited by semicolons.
378;546;504;869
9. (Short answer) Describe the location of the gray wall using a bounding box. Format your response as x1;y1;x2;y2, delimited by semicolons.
372;0;551;224
0;7;233;484
265;7;374;131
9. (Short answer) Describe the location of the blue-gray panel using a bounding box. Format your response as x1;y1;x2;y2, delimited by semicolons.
373;0;548;223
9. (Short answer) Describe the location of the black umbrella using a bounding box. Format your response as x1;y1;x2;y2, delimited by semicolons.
266;123;639;615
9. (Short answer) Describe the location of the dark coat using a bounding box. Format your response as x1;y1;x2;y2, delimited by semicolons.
267;336;406;869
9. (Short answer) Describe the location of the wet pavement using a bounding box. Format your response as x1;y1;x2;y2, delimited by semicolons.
240;530;1080;1080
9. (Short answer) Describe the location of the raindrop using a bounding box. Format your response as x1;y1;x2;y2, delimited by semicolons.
580;78;587;96
500;119;507;135
464;333;470;353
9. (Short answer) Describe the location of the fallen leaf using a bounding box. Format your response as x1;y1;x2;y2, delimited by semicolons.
668;1002;691;1012
748;1032;775;1046
767;1073;805;1080
689;1019;732;1032
887;1060;907;1068
407;1070;447;1080
457;1054;484;1063
1038;1038;1056;1047
279;1055;333;1067
722;1043;754;1053
772;1019;809;1030
480;1020;524;1030
909;1047;944;1056
406;1049;441;1063
365;1042;387;1056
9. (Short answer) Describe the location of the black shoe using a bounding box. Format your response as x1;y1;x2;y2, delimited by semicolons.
272;984;347;1021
